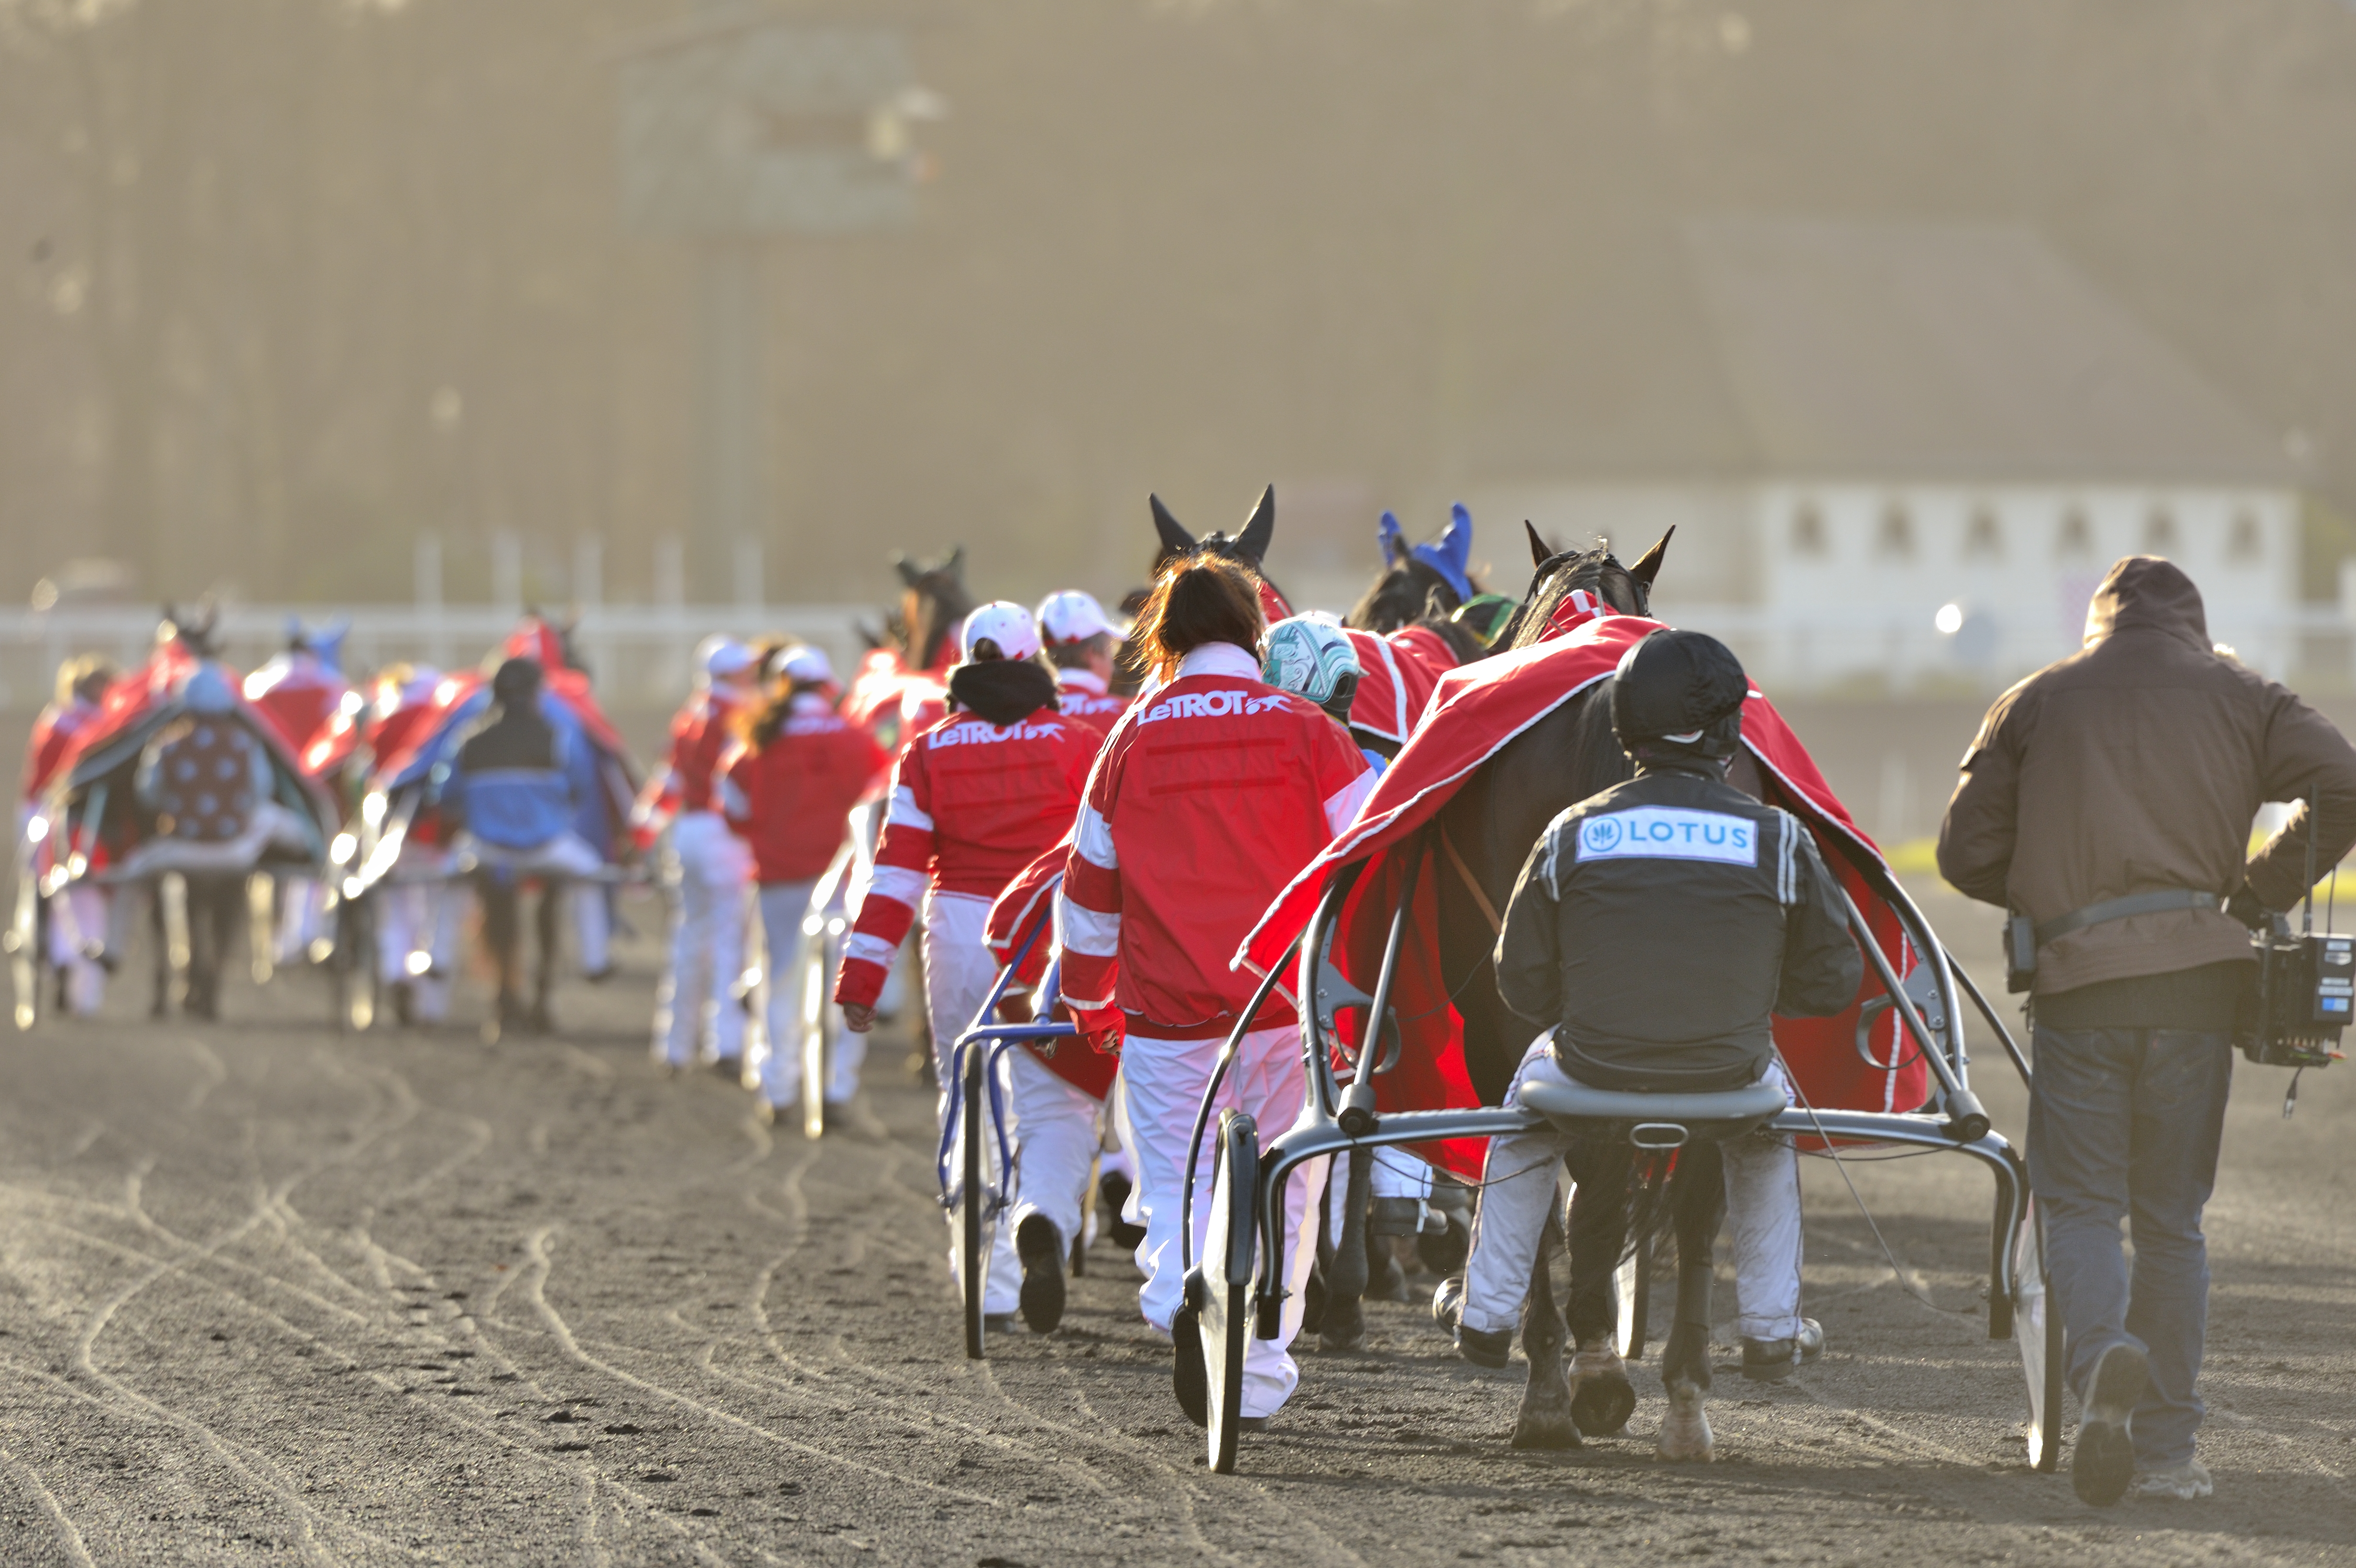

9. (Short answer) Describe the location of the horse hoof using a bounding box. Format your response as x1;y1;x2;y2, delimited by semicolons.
1655;1379;1714;1462
1510;1386;1583;1450
1319;1296;1366;1353
1570;1363;1637;1437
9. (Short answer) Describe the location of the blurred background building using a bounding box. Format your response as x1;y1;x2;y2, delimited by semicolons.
6;0;2356;834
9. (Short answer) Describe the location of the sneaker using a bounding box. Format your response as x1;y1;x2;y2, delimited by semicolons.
1015;1214;1067;1334
2072;1343;2150;1506
1741;1318;1826;1381
2132;1460;2213;1501
1456;1324;1512;1370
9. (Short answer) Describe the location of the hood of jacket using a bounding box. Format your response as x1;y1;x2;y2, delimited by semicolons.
2084;555;2209;650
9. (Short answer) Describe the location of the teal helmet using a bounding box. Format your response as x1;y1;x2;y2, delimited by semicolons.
1261;613;1362;723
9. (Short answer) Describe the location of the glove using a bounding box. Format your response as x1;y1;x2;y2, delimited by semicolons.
2226;887;2270;931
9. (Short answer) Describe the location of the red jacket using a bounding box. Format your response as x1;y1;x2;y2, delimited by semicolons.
1054;669;1133;740
650;686;748;817
22;698;100;804
833;702;1102;1011
719;697;889;883
1057;641;1374;1039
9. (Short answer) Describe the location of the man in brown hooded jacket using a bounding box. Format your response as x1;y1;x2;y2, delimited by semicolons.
1939;555;2356;1506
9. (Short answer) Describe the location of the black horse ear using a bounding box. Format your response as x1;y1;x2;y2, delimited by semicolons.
1525;520;1551;568
1236;485;1275;564
945;544;966;583
1628;526;1675;588
1150;494;1194;558
892;552;923;588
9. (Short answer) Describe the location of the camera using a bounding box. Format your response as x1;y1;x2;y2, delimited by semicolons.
2238;926;2352;1068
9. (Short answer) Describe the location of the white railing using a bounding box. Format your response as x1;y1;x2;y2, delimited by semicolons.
0;604;880;710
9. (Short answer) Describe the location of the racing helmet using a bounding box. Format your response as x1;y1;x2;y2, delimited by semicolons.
1036;589;1118;646
1608;628;1748;762
961;600;1043;664
1261;613;1362;724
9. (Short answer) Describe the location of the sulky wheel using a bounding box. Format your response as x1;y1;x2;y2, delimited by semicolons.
2013;1198;2066;1472
9;864;41;1033
957;1041;993;1360
800;928;832;1142
1198;1110;1260;1475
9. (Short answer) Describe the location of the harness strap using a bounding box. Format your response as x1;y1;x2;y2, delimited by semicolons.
2034;888;2218;948
1440;825;1504;936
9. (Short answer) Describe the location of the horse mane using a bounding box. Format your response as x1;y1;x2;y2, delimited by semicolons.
1343;558;1482;636
891;548;973;670
1495;544;1647;653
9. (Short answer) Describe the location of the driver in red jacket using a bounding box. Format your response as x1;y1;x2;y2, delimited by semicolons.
835;602;1104;1329
1055;553;1375;1426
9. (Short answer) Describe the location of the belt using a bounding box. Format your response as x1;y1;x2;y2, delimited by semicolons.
2034;889;2218;948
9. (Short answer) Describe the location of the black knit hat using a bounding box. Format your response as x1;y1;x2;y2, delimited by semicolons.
1609;629;1748;751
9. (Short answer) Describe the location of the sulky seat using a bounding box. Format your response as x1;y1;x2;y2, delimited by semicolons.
1518;1075;1788;1147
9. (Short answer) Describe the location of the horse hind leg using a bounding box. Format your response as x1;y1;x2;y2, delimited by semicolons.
1319;1148;1372;1352
1562;1143;1638;1437
1656;1144;1726;1463
1510;1203;1581;1450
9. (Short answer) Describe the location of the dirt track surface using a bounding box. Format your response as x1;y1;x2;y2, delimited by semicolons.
0;885;2349;1566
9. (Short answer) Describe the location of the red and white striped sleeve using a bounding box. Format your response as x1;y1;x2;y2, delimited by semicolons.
1317;718;1378;838
833;741;937;1011
1053;758;1123;1034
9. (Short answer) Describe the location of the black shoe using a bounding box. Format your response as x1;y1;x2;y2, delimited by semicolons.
582;964;616;985
982;1312;1021;1334
1741;1318;1826;1381
2072;1343;2149;1507
1099;1169;1146;1249
1237;1416;1270;1433
1457;1324;1512;1370
391;981;415;1027
1015;1214;1067;1334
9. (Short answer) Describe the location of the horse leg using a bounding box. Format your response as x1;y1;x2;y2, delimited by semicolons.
529;883;559;1034
149;885;170;1018
480;874;522;1034
1320;1148;1373;1352
1563;1139;1639;1437
1510;1199;1581;1449
1658;1143;1727;1463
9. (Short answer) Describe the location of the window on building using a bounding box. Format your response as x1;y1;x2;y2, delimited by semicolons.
2228;509;2262;561
1876;502;1914;559
2145;506;2179;552
1791;502;1825;556
1963;506;2002;560
2056;507;2092;557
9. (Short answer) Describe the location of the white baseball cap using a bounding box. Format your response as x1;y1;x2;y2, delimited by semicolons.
961;601;1042;664
1036;589;1118;645
700;637;757;679
776;644;834;686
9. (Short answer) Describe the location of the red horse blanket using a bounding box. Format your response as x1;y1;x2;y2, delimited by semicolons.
1238;611;1927;1179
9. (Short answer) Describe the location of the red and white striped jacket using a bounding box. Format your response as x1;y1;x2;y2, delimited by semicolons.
1053;668;1133;740
1056;642;1375;1040
637;686;749;825
833;703;1102;1011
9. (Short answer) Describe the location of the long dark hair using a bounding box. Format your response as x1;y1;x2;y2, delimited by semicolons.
1132;552;1265;684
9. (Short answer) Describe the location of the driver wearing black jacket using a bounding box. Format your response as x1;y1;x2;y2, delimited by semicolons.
1444;629;1862;1398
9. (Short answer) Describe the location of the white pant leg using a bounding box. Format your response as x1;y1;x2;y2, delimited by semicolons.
1219;1024;1325;1419
654;813;751;1065
1459;1039;1576;1337
571;884;610;975
416;879;460;1023
920;890;1020;1315
753;879;820;1109
1007;1047;1103;1248
55;885;107;1015
1117;1031;1219;1336
274;875;323;965
1722;1060;1803;1342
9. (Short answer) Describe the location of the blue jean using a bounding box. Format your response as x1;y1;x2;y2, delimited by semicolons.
2027;1024;2232;1469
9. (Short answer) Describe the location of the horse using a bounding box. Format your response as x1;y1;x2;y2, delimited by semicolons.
1343;505;1486;664
1415;522;1756;1452
843;548;973;757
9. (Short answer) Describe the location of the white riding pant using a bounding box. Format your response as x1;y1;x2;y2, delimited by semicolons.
1460;1038;1803;1342
376;841;461;1024
1118;1023;1327;1419
922;890;1021;1314
570;883;611;976
1327;1145;1435;1246
750;878;866;1109
1007;1046;1105;1251
654;811;751;1066
273;875;326;966
45;884;109;1016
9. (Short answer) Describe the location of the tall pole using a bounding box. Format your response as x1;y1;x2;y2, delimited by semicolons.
696;238;766;605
